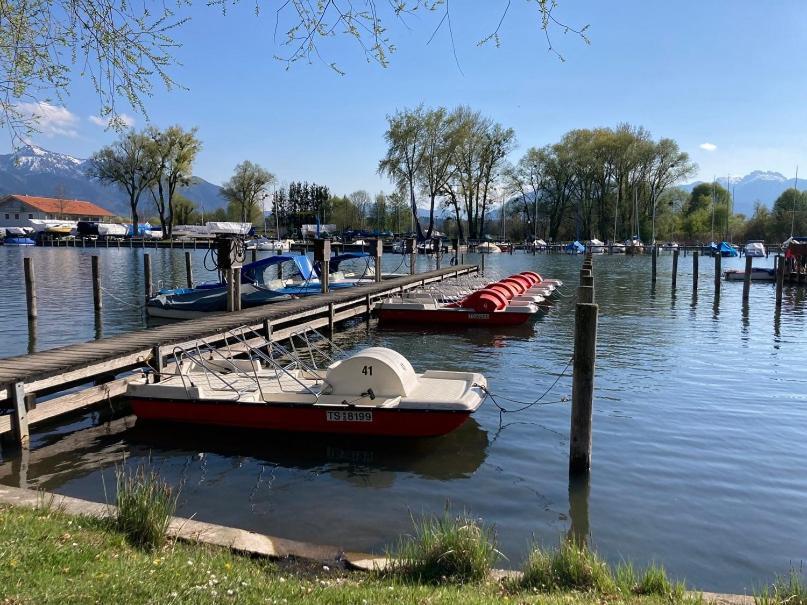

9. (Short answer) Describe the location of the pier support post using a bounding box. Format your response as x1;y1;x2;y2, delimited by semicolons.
652;244;658;284
776;256;784;307
693;251;699;290
226;268;236;312
714;253;721;293
580;275;593;288
150;346;164;383
434;237;442;270
328;302;335;333
481;250;486;275
233;267;242;311
570;302;598;475
185;251;193;287
314;239;331;293
251;248;257;263
23;257;37;320
672;249;679;289
91;255;103;312
143;253;152;301
742;254;753;300
10;382;29;446
406;238;416;275
371;238;383;283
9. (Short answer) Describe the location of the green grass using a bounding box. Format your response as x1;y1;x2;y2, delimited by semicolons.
384;508;500;584
0;504;701;605
520;539;615;593
755;569;807;605
114;464;178;550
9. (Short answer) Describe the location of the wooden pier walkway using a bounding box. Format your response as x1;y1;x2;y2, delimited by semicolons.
0;265;478;444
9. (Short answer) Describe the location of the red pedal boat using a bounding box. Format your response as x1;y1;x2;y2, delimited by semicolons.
127;329;487;438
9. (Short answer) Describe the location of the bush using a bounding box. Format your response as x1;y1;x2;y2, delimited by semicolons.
386;509;499;584
115;465;178;551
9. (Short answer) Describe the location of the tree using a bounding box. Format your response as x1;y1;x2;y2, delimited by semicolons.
371;192;389;232
221;161;274;224
87;130;157;235
771;188;807;241
173;194;199;225
418;107;461;238
388;189;409;235
147;125;202;237
379;106;427;240
348;190;372;229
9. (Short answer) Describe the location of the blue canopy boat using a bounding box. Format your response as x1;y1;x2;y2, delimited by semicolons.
710;241;739;257
146;254;375;319
564;240;585;254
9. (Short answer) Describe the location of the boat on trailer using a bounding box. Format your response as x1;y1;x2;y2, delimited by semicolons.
127;328;487;437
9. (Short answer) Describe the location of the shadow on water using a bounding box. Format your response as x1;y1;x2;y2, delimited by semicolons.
0;414;490;491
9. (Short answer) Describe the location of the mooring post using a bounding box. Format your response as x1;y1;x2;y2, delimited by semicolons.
150;345;164;383
577;285;594;304
481;250;486;275
226;268;235;312
23;257;37;320
251;248;257;263
693;250;699;290
434;237;442;270
185;251;193;287
406;238;416;275
742;254;753;300
651;244;658;284
714;252;721;293
451;238;459;264
580;274;593;288
233;267;242;311
371;238;383;283
776;256;784;307
143;253;152;302
314;238;331;293
91;255;102;312
328;302;335;333
672;249;679;289
570;302;598;475
10;382;29;447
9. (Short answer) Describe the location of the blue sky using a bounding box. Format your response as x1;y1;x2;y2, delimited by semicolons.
6;0;807;194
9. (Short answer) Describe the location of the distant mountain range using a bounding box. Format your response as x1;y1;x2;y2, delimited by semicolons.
0;144;226;217
679;171;798;216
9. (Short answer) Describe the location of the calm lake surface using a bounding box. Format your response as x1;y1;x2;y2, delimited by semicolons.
1;245;806;592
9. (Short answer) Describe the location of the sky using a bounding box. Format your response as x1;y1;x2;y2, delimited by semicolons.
5;0;807;194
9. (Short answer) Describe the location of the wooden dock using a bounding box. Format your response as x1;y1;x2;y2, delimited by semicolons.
0;265;478;444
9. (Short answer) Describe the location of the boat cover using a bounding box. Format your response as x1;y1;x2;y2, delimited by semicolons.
565;241;585;253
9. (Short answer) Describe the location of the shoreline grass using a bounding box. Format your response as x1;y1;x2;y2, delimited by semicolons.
0;502;796;605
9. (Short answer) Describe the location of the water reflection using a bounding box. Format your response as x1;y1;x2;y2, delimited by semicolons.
0;415;489;491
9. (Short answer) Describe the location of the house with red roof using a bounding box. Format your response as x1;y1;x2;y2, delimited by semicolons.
0;194;114;228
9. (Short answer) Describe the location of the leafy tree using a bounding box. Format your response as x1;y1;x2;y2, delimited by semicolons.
87;130;158;235
371;192;389;232
348;190;372;229
172;194;199;225
221;161;274;224
146;125;202;237
771;188;807;240
388;189;409;235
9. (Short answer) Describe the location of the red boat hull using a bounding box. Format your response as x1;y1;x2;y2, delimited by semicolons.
377;308;532;326
129;398;471;437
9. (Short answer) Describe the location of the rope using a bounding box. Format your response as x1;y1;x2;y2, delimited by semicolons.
99;286;146;309
475;355;574;422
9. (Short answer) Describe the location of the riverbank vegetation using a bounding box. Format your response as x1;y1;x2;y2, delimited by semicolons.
1;501;802;605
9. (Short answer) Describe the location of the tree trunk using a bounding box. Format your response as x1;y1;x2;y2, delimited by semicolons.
130;195;139;238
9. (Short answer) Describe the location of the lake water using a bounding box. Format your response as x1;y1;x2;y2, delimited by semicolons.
1;245;806;593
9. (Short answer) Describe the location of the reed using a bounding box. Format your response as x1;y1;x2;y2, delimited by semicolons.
114;465;178;550
755;570;807;605
385;509;500;584
520;539;615;593
635;563;686;600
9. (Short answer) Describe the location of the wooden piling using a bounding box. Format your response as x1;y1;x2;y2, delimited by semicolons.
251;248;257;263
143;253;152;301
406;238;416;275
314;239;331;293
185;251;193;287
652;244;658;284
580;275;593;288
693;251;699;290
672;249;679;289
91;255;102;311
10;382;28;446
570;302;598;475
577;285;594;303
776;256;784;307
714;253;721;292
233;267;242;311
23;257;37;320
742;254;753;300
226;268;235;312
434;238;442;270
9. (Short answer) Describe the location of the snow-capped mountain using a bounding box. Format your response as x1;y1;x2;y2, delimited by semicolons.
0;144;226;217
680;170;795;216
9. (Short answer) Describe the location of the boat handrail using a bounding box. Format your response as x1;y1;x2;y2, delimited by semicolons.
170;344;253;400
